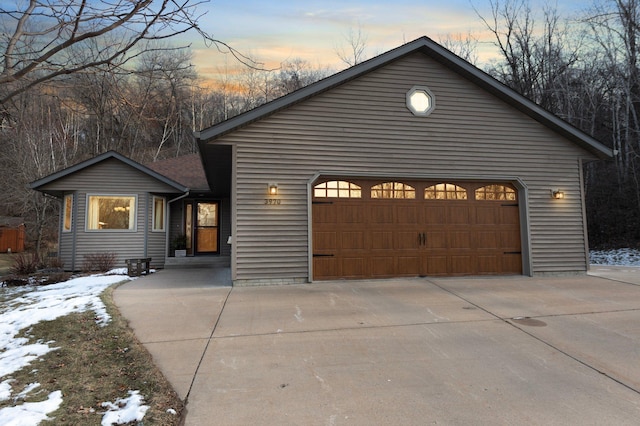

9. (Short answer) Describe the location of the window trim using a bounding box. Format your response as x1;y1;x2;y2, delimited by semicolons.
424;183;468;200
152;196;166;232
371;182;416;199
313;180;362;198
406;85;436;117
62;194;73;233
85;194;137;232
475;184;517;201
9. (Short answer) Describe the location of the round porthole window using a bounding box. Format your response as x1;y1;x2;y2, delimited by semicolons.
406;86;435;116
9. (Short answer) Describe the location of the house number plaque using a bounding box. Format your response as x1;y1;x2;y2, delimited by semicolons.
264;199;281;205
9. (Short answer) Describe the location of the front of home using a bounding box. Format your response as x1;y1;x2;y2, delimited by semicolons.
29;154;188;270
31;37;612;284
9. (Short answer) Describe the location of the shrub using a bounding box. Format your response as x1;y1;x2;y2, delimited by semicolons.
10;252;40;275
82;252;117;273
46;256;65;270
38;272;73;285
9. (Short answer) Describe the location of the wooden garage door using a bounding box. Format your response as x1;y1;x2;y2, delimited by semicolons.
312;180;522;280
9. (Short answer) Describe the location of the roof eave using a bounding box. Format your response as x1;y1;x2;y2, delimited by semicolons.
422;43;613;159
197;39;425;142
197;36;613;160
29;151;190;194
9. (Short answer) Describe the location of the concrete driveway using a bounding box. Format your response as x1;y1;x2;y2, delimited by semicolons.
113;266;640;425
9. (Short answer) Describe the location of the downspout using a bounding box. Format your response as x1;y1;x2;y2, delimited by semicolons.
166;191;190;257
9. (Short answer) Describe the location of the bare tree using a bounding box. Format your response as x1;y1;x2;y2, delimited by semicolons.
476;0;580;111
0;0;254;109
0;91;79;253
438;32;479;64
273;58;332;97
335;26;369;67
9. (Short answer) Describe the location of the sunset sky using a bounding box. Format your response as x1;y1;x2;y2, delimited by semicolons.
182;0;590;80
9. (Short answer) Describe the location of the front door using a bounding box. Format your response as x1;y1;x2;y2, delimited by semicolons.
195;202;219;254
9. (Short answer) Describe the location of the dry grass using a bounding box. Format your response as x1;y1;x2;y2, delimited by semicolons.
0;253;14;277
0;285;184;425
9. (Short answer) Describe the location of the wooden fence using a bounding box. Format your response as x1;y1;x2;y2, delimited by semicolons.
0;225;25;253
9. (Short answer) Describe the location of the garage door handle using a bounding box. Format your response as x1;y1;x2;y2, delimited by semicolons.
418;232;426;246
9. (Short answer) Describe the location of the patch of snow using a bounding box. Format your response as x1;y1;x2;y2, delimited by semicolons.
0;380;12;402
0;272;131;375
590;248;640;266
101;390;149;426
0;271;131;424
0;390;62;426
167;408;177;415
0;343;57;378
16;383;41;400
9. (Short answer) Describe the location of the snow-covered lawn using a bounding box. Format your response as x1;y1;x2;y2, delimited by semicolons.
590;248;640;266
0;269;151;425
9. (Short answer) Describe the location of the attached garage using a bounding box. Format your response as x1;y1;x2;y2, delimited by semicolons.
196;36;613;286
312;179;522;280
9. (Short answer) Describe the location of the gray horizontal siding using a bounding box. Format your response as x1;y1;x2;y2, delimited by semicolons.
218;52;594;281
39;158;182;194
51;161;173;271
220;199;232;257
73;191;149;270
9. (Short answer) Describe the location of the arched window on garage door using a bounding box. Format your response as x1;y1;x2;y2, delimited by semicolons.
371;182;416;199
475;184;517;201
314;180;362;198
424;183;467;200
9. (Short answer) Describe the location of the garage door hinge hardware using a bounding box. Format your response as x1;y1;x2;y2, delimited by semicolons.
313;254;335;257
504;251;522;254
312;201;334;205
502;203;519;207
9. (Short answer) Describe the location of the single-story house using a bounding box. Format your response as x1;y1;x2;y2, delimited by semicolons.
31;36;612;284
29;151;232;271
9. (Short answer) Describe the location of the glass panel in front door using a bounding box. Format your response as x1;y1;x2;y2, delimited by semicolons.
185;203;193;255
196;202;219;253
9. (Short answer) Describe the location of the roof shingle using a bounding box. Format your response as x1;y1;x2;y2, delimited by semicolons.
145;153;209;191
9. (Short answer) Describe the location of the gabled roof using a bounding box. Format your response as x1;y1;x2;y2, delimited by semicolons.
145;153;209;191
196;36;612;160
29;151;189;196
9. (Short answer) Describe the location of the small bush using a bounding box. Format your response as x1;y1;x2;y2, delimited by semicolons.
47;256;65;270
10;252;40;275
82;252;117;273
37;272;73;285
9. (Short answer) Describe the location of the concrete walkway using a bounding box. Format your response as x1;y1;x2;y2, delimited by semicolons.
113;266;640;425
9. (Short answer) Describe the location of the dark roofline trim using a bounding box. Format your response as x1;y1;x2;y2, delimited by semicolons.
29;151;189;193
196;36;612;160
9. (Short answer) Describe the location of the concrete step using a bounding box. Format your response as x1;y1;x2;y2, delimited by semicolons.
164;256;230;269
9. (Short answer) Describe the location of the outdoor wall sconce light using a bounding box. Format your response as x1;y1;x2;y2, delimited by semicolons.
268;183;278;195
551;189;565;199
